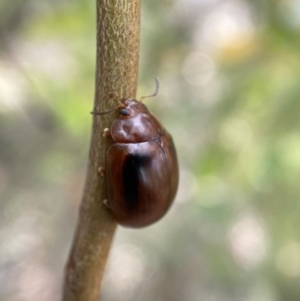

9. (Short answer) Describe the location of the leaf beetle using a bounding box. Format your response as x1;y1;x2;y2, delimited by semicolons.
92;79;179;228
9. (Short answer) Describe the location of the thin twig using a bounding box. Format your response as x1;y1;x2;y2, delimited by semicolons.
62;1;140;300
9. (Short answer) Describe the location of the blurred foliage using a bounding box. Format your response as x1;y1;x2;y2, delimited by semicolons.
1;0;300;300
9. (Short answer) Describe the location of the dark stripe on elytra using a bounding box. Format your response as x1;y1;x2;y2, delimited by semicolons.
122;153;150;209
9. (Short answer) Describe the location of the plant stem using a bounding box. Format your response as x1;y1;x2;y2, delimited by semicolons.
62;1;140;300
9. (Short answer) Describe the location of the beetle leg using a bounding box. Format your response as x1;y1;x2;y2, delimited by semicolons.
98;167;106;176
103;128;111;138
103;199;110;208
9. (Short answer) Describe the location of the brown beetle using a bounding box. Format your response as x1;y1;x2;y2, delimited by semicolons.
93;80;179;228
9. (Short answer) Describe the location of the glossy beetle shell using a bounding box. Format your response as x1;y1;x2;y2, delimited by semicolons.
105;98;179;228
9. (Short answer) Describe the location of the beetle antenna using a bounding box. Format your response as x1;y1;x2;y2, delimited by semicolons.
140;77;160;102
91;108;115;115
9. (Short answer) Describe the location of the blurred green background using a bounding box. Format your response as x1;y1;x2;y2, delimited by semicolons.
1;0;300;300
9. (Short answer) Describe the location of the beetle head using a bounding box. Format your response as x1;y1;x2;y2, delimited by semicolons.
117;98;148;119
117;77;160;119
